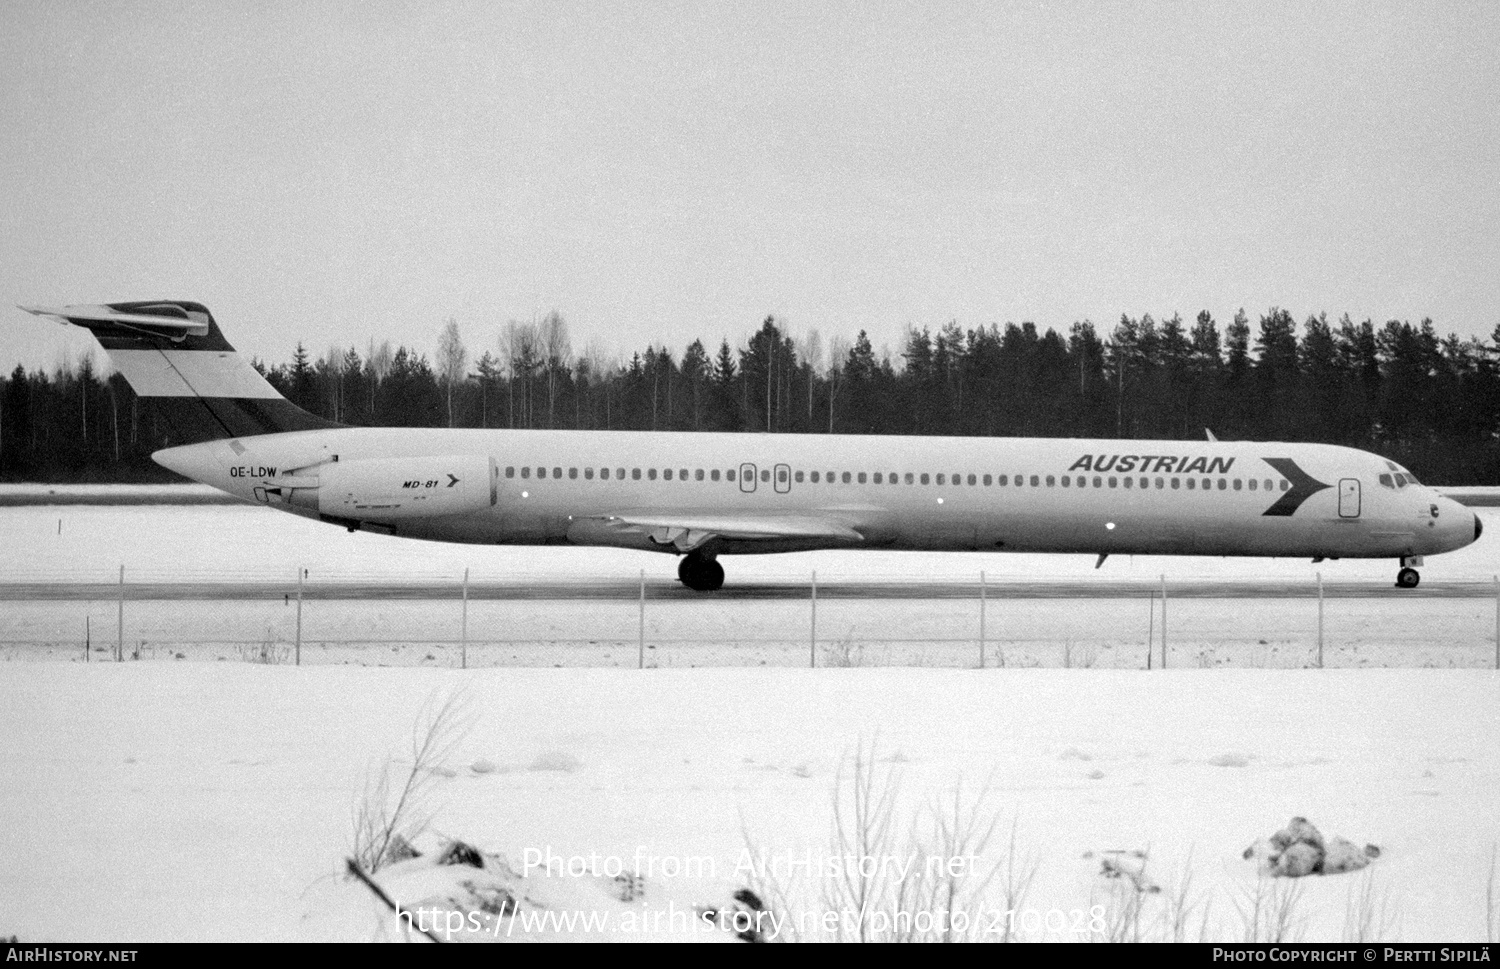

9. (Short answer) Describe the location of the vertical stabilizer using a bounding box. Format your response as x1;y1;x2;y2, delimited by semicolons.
19;301;339;444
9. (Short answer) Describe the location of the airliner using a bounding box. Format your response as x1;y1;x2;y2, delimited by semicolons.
20;301;1482;590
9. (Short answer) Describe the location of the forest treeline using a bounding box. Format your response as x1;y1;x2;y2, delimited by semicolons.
4;308;1500;484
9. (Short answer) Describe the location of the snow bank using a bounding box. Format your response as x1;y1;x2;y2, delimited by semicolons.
1;665;1497;942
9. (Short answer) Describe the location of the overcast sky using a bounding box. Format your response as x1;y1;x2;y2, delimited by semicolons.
3;0;1498;375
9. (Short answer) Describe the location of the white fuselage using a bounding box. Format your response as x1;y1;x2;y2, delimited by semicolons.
154;428;1478;563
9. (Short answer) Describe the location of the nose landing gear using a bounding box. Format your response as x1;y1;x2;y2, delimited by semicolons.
1395;555;1424;589
677;552;725;592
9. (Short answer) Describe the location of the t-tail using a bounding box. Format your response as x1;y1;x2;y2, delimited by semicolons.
19;301;339;444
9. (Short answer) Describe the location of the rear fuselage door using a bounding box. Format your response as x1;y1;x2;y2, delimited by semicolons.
1338;478;1361;518
774;463;791;494
740;462;757;493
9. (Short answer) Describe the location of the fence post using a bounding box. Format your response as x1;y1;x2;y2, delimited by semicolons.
1316;571;1324;668
638;570;645;670
978;570;986;669
117;564;124;662
1146;591;1154;670
1160;574;1168;669
810;570;817;669
461;567;469;670
295;566;303;666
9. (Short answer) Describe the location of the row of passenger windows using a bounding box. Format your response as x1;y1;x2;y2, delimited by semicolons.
503;465;1291;493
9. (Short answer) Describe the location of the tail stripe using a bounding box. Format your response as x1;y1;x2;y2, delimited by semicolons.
108;348;283;399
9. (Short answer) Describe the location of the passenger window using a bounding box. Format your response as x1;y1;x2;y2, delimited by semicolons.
600;468;610;480
696;469;705;481
536;467;546;478
842;472;852;484
997;475;1007;485
952;474;961;486
1171;478;1180;489
1280;480;1290;491
711;469;721;482
906;473;915;484
521;467;531;479
506;466;516;478
569;468;578;479
921;473;930;485
632;468;642;480
777;468;788;483
1123;477;1131;489
649;469;658;480
760;470;770;483
727;469;736;482
1061;475;1070;487
936;473;945;485
1108;477;1117;488
1030;475;1039;486
1155;477;1164;489
1248;479;1258;491
1202;478;1211;490
858;472;867;484
811;471;820;483
795;471;804;483
664;469;673;481
553;467;562;479
1046;475;1056;487
616;468;625;479
983;474;992;486
1217;479;1227;490
872;472;882;484
967;474;976;485
1233;479;1241;490
584;468;594;480
890;473;899;485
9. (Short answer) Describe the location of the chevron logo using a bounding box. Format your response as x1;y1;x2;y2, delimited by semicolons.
1261;458;1331;516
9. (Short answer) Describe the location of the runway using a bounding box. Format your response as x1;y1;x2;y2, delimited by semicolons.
2;577;1496;601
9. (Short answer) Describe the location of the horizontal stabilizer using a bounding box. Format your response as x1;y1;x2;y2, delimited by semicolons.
21;303;210;340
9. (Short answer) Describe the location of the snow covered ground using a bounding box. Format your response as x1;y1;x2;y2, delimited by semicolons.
3;504;1499;669
0;665;1497;942
2;501;1498;586
2;500;1498;942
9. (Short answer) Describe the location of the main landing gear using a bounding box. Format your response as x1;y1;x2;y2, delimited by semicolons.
1395;556;1423;589
677;552;725;592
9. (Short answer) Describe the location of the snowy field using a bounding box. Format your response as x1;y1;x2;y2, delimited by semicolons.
2;499;1500;941
3;501;1500;669
1;665;1497;942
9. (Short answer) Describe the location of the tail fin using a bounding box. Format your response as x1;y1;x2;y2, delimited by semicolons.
20;300;340;444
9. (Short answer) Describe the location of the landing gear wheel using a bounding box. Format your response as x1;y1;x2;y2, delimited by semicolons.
1395;567;1420;589
677;553;725;592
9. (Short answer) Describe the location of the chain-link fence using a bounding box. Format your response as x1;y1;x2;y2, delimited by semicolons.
3;568;1498;669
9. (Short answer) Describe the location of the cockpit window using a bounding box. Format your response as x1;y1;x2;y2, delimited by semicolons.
1394;473;1409;487
1379;473;1394;488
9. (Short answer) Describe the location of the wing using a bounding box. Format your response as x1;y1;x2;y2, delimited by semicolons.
573;512;865;552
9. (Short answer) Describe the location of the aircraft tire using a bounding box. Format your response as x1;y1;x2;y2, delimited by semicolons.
1395;567;1420;589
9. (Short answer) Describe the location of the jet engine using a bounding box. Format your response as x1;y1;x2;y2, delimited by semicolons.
314;455;496;521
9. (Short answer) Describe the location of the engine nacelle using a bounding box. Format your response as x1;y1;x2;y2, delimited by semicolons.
317;455;496;521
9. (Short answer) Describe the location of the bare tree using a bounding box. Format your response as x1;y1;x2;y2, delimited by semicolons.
436;318;468;428
499;319;542;428
826;335;851;433
800;328;823;426
367;338;393;418
540;310;571;428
